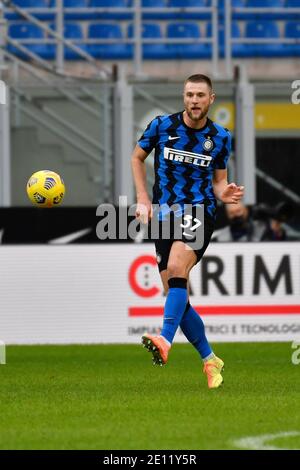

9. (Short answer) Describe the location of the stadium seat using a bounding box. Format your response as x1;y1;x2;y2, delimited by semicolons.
127;0;172;21
139;0;168;20
5;0;53;21
247;0;282;5
286;0;300;5
142;0;166;5
168;0;209;20
87;23;131;59
215;0;245;19
62;23;86;60
49;0;87;5
49;0;91;21
9;0;48;6
89;0;132;20
246;0;284;20
44;22;87;60
166;22;208;59
128;0;166;6
206;21;245;58
168;0;206;5
285;1;300;20
169;0;206;4
169;0;206;8
89;0;127;5
127;23;168;59
284;21;300;56
58;0;87;4
209;0;245;7
7;23;53;60
244;21;283;57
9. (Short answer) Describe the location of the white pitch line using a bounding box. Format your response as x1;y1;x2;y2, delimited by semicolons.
232;431;300;450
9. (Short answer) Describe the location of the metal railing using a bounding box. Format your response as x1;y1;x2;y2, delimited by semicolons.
1;46;114;203
225;0;300;77
2;0;111;78
2;1;300;80
2;0;221;78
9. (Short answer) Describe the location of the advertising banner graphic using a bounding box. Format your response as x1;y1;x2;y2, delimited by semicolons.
0;243;299;344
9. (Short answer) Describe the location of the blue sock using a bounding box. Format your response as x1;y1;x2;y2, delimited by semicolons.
180;302;212;359
160;277;188;344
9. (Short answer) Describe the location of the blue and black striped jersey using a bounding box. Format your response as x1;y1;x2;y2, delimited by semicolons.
138;111;231;219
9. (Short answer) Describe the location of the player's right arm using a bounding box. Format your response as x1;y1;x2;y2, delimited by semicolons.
131;144;153;223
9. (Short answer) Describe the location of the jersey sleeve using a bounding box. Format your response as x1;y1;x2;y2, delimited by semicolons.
213;132;232;169
137;116;160;153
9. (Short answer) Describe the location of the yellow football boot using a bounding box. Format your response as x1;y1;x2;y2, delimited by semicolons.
203;356;224;389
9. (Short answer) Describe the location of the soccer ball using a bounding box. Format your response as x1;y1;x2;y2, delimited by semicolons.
26;170;65;208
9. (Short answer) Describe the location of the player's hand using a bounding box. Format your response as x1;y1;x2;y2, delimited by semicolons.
135;197;153;224
220;183;244;204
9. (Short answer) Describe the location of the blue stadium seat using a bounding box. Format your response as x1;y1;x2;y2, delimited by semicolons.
90;0;127;4
62;23;86;59
59;0;86;4
5;0;53;21
166;22;208;59
216;0;245;19
206;21;245;58
7;23;53;60
49;0;87;6
209;0;245;7
169;0;207;4
47;22;87;60
49;0;91;20
10;0;48;6
246;0;284;20
127;0;172;21
139;0;168;20
247;0;282;5
218;0;245;5
126;0;167;6
168;0;209;20
142;0;165;5
89;0;132;20
284;21;300;56
87;23;131;59
244;20;283;57
127;23;168;59
285;1;300;20
168;0;206;5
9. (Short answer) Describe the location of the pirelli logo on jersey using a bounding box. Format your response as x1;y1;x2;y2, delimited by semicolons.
164;147;212;168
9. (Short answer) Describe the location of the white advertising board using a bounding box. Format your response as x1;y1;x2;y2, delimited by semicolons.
0;243;299;344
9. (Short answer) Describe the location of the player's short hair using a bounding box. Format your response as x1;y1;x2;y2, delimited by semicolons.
184;74;213;92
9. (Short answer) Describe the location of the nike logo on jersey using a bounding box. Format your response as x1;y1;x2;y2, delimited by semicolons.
164;148;212;167
168;136;180;140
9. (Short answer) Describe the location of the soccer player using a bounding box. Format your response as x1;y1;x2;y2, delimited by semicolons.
131;74;244;388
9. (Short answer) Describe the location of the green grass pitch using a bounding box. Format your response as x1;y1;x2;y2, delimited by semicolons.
0;343;299;450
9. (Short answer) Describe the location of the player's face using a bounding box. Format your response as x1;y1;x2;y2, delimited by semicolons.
183;81;215;122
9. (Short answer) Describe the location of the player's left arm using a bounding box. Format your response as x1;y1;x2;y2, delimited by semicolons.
213;169;244;204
